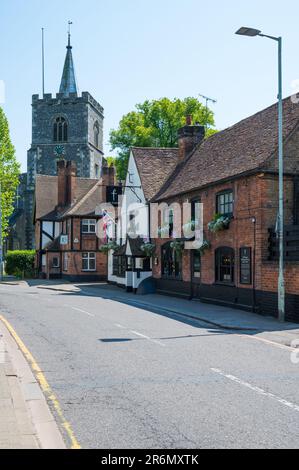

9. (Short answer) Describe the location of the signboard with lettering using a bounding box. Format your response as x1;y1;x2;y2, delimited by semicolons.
60;235;68;246
240;247;252;285
106;186;122;206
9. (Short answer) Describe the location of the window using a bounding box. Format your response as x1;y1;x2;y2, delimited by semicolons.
191;198;201;224
94;122;100;148
54;117;68;142
215;247;235;284
112;255;126;278
193;252;201;279
82;252;96;271
82;219;96;234
169;209;174;237
63;252;68;272
52;257;60;268
216;191;233;216
94;164;99;178
162;242;182;279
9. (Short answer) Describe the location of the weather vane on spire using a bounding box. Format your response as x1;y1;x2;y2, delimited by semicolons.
67;20;73;47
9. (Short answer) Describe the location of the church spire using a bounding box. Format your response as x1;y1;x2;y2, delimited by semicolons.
59;21;78;96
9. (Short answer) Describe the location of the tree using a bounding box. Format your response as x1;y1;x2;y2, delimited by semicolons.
109;97;217;179
0;107;20;237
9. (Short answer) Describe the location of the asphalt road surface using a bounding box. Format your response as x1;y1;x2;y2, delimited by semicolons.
0;282;299;449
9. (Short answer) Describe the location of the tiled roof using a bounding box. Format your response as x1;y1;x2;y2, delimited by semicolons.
63;181;103;216
155;97;299;200
35;175;99;220
132;147;179;201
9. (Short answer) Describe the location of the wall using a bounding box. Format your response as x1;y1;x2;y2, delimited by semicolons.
153;173;299;319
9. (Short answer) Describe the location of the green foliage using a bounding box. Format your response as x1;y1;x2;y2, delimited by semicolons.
0;107;20;237
109;97;217;179
140;242;156;257
208;214;231;233
5;250;36;278
99;241;119;253
196;240;211;255
170;240;185;254
105;156;116;168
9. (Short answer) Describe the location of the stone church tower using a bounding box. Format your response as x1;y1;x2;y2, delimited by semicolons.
12;32;105;250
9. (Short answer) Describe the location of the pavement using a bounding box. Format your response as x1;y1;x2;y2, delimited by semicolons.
0;311;65;449
0;280;299;448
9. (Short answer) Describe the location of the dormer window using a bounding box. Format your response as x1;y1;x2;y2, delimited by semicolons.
54;117;68;142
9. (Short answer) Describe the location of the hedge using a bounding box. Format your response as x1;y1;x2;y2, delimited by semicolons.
5;250;36;278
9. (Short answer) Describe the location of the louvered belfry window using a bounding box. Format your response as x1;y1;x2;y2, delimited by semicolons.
54;117;68;142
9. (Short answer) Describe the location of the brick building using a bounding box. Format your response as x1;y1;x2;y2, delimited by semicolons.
34;160;118;281
150;97;299;321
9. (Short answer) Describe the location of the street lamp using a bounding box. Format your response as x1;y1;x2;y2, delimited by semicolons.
236;26;285;322
0;182;3;281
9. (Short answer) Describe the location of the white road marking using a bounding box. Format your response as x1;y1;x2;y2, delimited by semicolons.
239;334;298;352
71;307;95;317
130;330;165;347
114;323;165;346
211;367;299;413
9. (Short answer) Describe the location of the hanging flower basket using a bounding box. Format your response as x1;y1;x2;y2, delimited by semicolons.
170;240;184;254
208;214;231;233
158;224;171;237
182;219;196;238
140;242;156;257
196;239;211;255
99;241;119;253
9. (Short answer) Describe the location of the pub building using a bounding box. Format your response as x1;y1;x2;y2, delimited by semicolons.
150;97;299;322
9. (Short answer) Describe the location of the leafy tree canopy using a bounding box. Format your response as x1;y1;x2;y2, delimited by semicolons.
109;97;217;179
0;107;20;237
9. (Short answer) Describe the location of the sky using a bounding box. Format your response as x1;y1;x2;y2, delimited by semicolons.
1;0;299;171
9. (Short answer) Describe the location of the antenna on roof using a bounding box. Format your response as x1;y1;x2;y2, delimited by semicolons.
198;93;217;130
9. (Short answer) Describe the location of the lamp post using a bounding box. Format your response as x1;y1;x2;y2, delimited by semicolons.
236;27;285;322
0;182;3;281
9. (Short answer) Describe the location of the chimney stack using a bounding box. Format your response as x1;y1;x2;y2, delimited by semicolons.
178;116;205;161
57;160;77;208
66;161;77;206
57;160;67;208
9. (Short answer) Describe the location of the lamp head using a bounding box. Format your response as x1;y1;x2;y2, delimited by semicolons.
235;27;261;37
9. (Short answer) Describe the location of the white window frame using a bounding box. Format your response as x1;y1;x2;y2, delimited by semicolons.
52;256;60;268
82;252;96;272
82;219;97;234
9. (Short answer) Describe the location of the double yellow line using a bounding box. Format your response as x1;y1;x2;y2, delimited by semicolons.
0;315;81;449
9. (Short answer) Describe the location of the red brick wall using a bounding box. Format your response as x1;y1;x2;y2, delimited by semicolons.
153;173;299;295
62;251;107;277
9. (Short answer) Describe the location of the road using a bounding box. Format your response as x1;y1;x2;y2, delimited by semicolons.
0;282;299;449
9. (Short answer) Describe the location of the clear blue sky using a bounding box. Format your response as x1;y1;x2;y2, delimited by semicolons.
1;0;298;171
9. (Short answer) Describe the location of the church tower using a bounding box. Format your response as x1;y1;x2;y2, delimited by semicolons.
24;30;105;248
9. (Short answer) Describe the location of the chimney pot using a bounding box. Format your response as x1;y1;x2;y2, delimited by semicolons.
186;115;192;126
